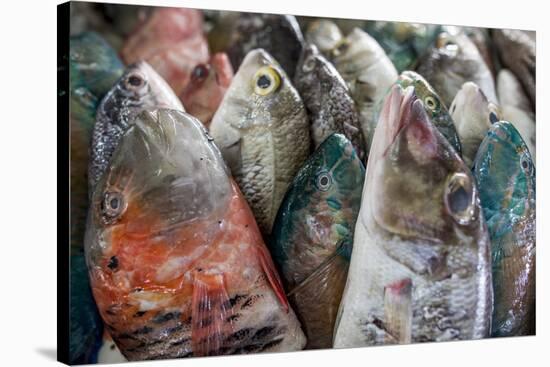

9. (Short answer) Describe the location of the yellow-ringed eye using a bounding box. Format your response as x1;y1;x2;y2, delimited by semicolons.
253;66;281;96
444;172;475;225
424;96;438;111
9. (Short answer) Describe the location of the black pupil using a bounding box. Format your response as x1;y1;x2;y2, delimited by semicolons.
128;75;143;87
489;112;498;124
193;65;208;80
522;160;529;169
257;75;271;89
449;185;469;213
110;197;119;210
320;176;329;186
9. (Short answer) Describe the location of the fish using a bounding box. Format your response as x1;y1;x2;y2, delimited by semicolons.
209;49;310;236
88;61;184;194
492;29;535;110
270;133;365;349
450;82;501;167
472;121;536;337
180;53;234;128
294;44;366;161
305;19;344;55
70;254;104;364
364;21;442;73
497;69;536;163
417;31;497;108
226;13;305;79
84;109;306;360
121;7;210;96
328;27;398;150
397;70;462;155
333;85;492;347
70;32;124;254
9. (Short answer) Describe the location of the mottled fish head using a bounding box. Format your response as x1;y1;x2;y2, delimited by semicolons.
294;44;348;111
86;109;231;290
398;70;461;154
305;19;343;54
364;84;484;246
450;82;500;128
472;121;535;215
180;53;234;124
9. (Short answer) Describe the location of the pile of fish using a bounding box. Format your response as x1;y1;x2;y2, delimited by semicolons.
67;2;536;364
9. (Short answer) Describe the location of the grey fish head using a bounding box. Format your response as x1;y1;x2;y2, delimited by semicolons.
210;48;305;155
86;109;231;266
294;44;348;111
89;61;184;193
305;19;343;54
364;84;488;252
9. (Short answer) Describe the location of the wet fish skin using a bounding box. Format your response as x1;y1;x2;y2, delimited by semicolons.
210;49;310;236
450;81;500;167
180;53;234;128
89;61;184;194
85;109;306;360
492;29;535;110
121;7;210;96
270;133;365;349
328;27;398;150
227;13;305;79
417;31;497;108
294;44;366;161
334;85;492;348
472;121;536;337
305;19;344;55
497;69;536;163
398;70;462;156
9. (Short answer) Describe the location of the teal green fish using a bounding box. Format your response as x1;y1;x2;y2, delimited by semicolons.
364;21;442;73
270;133;365;349
394;71;462;155
472;121;536;337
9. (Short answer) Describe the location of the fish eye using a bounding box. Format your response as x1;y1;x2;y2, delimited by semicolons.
253;66;281;96
302;56;316;73
191;64;210;82
444;172;475;225
316;171;332;191
124;72;147;91
520;153;534;176
424;96;438;111
100;191;126;224
489;112;499;124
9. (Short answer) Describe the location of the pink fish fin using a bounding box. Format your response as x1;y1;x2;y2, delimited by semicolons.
383;278;413;344
255;244;289;313
191;272;235;356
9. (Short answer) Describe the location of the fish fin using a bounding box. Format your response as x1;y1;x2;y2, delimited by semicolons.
191;273;234;356
383;278;413;344
255;244;289;312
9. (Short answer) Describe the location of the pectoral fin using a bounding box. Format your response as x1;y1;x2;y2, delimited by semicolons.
191;273;234;356
383;278;412;344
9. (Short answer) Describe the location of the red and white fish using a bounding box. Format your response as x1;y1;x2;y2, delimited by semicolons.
84;109;306;360
121;7;209;96
180;53;234;127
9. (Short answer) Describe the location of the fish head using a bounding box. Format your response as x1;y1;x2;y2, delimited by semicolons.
86;109;231;288
305;19;343;53
180;53;234;124
473;121;535;212
450;81;500;129
295;44;347;111
365;84;483;244
111;61;184;113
